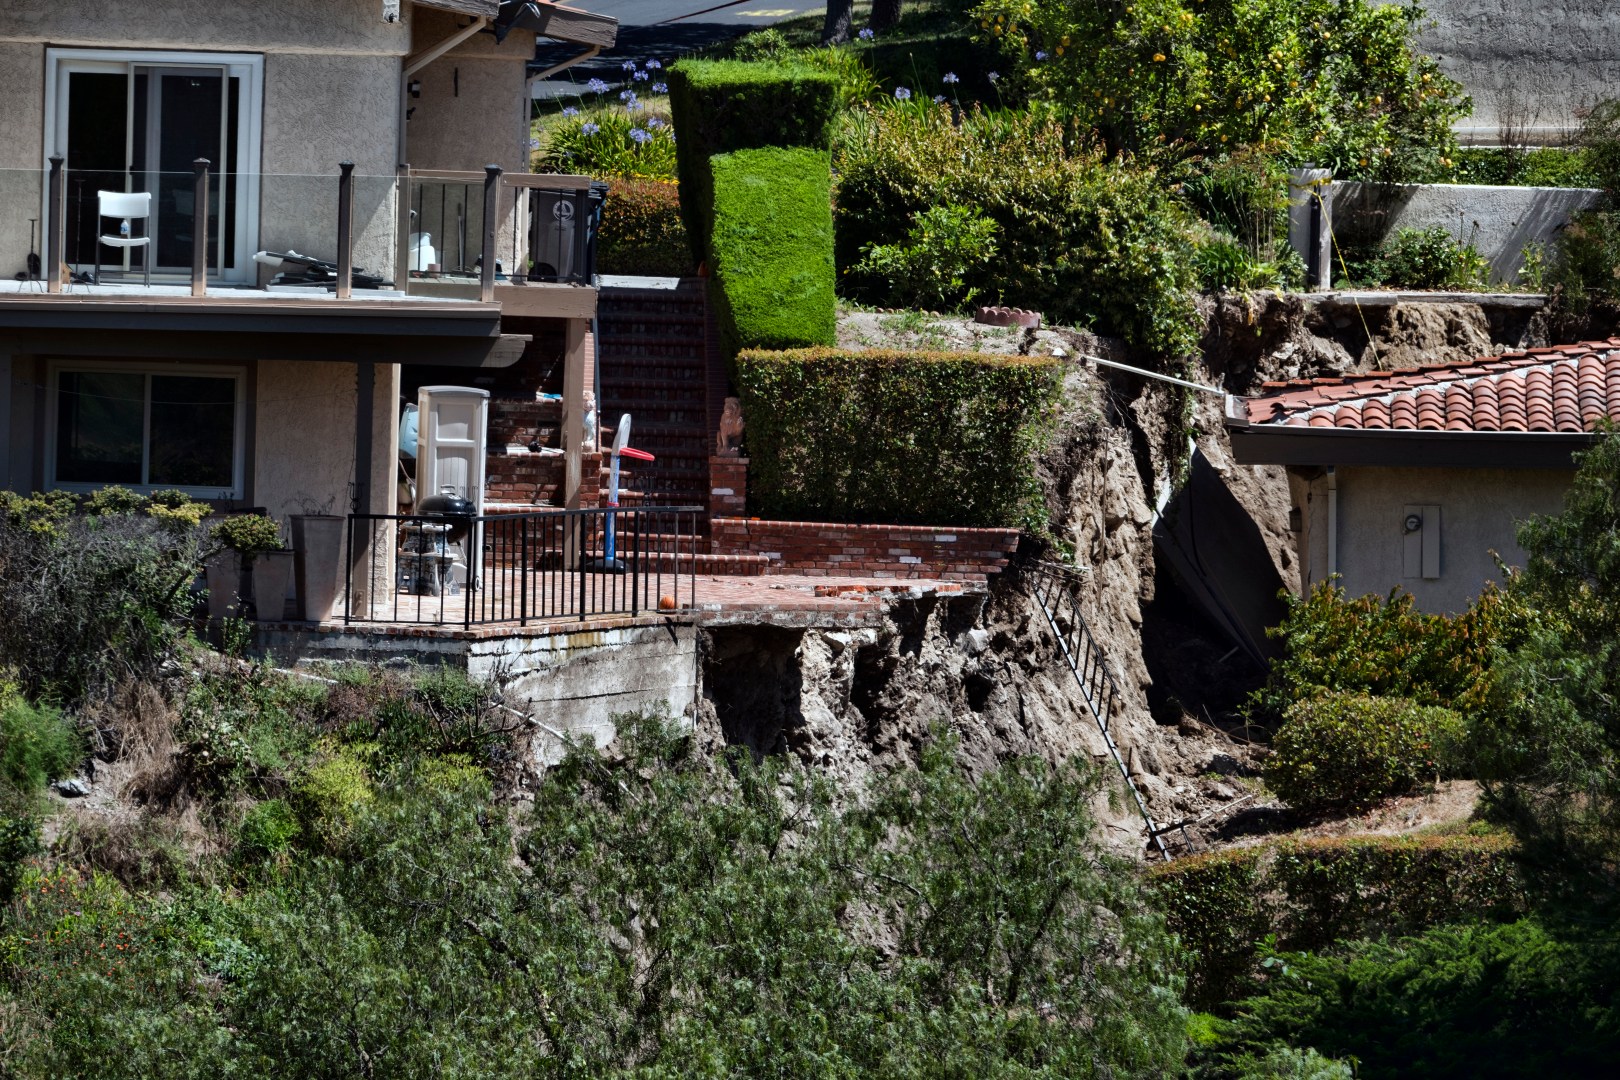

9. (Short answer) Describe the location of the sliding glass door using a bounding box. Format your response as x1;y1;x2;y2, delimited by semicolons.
47;50;262;283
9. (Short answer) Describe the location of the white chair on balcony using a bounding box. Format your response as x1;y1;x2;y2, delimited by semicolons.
95;190;153;287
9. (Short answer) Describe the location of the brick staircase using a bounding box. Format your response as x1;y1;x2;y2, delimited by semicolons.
596;281;715;512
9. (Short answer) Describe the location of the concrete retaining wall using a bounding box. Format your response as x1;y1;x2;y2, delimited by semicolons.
257;621;699;764
1328;182;1603;285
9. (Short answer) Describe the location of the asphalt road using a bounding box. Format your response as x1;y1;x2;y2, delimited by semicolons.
531;1;820;102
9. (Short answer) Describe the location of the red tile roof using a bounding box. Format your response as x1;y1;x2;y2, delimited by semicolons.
1243;339;1620;433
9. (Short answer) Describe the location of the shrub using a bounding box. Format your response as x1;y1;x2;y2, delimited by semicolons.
1251;582;1524;724
1209;920;1620;1079
0;813;42;903
1451;145;1599;188
596;178;693;276
210;513;283;557
968;0;1468;179
735;347;1061;526
668;59;840;256
539;109;677;180
1264;692;1463;813
1150;833;1525;1009
1369;225;1490;289
851;202;1000;311
0;492;214;702
237;798;301;859
708;147;837;355
1547;209;1620;311
834;104;1201;356
292;746;374;849
0;692;82;792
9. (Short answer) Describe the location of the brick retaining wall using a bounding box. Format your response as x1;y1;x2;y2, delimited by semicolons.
710;518;1020;581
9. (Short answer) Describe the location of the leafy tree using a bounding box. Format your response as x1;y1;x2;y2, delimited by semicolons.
967;0;1469;177
1468;428;1620;901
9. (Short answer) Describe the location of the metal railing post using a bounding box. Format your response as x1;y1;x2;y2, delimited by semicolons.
336;161;355;299
46;156;64;293
191;158;211;296
480;163;501;303
343;515;355;625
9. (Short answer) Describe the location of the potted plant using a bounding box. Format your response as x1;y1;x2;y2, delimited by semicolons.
209;513;288;622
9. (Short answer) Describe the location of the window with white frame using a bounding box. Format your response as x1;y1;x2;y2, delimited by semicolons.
48;363;247;499
45;49;264;283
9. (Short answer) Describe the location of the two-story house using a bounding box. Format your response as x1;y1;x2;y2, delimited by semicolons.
0;0;615;545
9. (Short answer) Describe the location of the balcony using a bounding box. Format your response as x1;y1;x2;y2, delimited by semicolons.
0;161;604;339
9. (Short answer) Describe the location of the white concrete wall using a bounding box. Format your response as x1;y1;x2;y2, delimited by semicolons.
1329;182;1604;285
1296;464;1573;613
1397;0;1620;145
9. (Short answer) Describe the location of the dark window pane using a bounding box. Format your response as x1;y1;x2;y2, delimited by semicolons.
149;375;235;488
56;371;143;484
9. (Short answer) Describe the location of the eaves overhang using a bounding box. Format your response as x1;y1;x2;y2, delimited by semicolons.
1227;422;1596;470
0;296;528;368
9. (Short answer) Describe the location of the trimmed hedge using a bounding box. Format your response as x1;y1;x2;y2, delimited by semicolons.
668;59;841;258
708;148;836;356
596;179;693;277
734;347;1061;527
1150;833;1526;1009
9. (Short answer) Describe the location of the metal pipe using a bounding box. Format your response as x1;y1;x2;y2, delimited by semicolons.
46;156;64;294
480;163;501;303
191;159;211;297
1078;353;1223;396
1326;466;1339;581
336;161;355;299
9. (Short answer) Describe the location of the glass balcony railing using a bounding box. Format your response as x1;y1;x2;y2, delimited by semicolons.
0;163;606;300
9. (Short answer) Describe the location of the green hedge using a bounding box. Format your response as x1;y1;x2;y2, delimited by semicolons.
597;179;693;277
668;59;840;257
708;148;836;356
1150;833;1526;1010
734;347;1061;527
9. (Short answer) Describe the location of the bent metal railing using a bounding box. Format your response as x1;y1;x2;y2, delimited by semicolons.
343;505;702;629
1028;561;1174;862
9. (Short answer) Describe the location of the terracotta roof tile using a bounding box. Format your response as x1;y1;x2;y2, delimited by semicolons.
1242;339;1620;434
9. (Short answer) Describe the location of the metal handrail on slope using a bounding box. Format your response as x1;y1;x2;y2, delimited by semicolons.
1028;562;1172;862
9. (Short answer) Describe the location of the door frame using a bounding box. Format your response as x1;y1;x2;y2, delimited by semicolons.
43;48;264;284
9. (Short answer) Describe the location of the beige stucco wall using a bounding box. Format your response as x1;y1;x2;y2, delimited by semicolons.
253;359;399;523
1293;464;1573;613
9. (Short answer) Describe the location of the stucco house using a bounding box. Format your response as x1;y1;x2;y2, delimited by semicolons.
1226;340;1620;613
0;0;614;542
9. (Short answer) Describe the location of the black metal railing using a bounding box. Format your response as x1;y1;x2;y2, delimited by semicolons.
343;504;702;629
1028;561;1174;861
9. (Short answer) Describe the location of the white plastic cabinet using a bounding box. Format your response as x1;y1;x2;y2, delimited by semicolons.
415;386;489;515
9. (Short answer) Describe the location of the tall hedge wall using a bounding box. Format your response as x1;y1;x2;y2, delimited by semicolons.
708;149;836;357
734;348;1061;527
668;60;840;256
1149;833;1527;1009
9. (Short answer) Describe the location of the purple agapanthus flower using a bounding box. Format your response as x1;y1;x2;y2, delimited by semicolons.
627;100;644;111
629;127;651;144
1035;51;1048;61
528;135;541;149
988;71;1000;83
581;122;600;136
622;59;637;71
619;88;637;102
932;95;946;104
652;82;668;93
894;86;912;100
647;116;666;129
858;28;875;40
633;70;649;81
943;72;959;85
646;59;662;70
562;105;580;116
587;78;609;94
